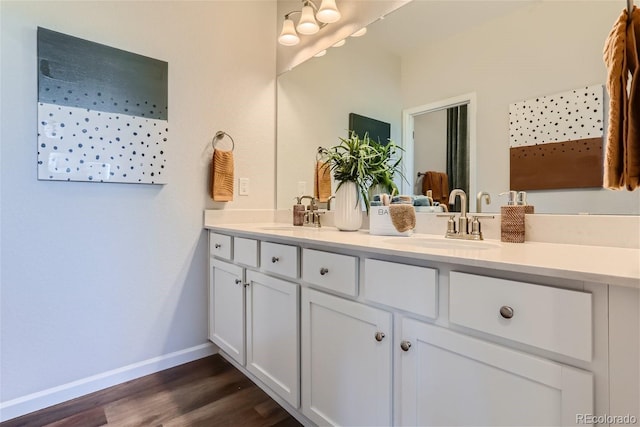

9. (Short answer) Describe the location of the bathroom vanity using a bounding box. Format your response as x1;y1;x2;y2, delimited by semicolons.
204;221;639;426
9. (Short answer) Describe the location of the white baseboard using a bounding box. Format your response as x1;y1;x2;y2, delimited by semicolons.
0;342;217;422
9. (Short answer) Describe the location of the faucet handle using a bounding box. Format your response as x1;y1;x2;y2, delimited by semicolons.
468;215;494;240
437;214;457;236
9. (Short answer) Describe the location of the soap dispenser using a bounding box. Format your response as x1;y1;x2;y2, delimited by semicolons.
517;191;534;214
293;196;305;226
499;191;526;243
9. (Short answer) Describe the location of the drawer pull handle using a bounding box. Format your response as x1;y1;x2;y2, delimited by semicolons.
235;279;242;285
375;332;386;342
320;267;329;276
271;256;280;263
214;243;222;249
500;305;514;319
400;340;412;352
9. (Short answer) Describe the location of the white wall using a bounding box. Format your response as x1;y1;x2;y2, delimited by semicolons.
0;0;276;418
413;110;447;193
402;1;640;214
277;39;402;208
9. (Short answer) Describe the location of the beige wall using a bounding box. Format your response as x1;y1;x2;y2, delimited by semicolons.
0;0;275;418
413;109;447;193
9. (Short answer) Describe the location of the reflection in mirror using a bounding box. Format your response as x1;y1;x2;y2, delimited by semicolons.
277;0;640;214
405;94;475;213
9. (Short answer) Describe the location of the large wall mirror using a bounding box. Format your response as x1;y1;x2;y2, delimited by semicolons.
277;0;640;214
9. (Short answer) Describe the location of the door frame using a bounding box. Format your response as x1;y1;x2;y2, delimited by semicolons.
401;92;477;200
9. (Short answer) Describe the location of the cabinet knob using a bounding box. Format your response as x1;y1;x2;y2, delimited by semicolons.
214;243;221;249
500;305;514;319
271;256;280;263
375;332;386;342
235;279;242;285
320;267;329;276
400;340;412;352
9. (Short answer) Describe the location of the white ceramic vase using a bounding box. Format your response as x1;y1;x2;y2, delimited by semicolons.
334;181;363;231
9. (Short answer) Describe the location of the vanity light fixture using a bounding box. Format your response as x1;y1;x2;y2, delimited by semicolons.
350;27;367;37
278;0;342;46
332;39;346;48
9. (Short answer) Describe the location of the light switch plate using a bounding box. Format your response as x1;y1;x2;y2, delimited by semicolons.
239;177;249;196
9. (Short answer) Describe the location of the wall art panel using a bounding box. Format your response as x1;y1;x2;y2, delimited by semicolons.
508;85;603;190
37;27;168;184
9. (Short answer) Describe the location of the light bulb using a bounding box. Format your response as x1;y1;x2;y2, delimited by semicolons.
278;17;300;46
297;3;320;35
314;50;327;57
316;0;341;24
332;39;346;48
351;27;367;37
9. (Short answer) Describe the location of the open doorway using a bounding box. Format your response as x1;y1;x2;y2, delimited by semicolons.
402;93;476;212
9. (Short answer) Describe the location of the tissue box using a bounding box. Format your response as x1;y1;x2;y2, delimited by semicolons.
369;206;414;236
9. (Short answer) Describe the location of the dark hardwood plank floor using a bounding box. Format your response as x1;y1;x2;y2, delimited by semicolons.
1;354;303;427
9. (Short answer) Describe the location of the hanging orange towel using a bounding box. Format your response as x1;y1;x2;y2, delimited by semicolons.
422;171;449;205
626;6;640;189
314;161;332;202
603;6;640;190
211;149;234;201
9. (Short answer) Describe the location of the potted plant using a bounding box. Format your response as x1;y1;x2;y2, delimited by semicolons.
369;137;404;197
319;132;403;231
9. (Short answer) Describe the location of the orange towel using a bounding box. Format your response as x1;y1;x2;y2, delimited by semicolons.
421;171;449;205
626;6;640;190
603;6;640;190
314;161;332;202
211;149;234;201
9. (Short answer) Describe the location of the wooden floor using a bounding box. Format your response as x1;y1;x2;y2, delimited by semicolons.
1;354;302;427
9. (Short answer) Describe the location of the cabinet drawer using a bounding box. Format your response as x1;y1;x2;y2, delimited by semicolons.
260;242;298;279
364;259;438;318
449;271;592;361
234;237;259;267
210;232;232;260
302;249;358;296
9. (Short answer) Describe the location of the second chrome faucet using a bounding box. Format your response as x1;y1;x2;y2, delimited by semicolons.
440;189;493;240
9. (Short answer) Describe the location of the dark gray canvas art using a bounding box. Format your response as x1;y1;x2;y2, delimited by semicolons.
37;27;168;184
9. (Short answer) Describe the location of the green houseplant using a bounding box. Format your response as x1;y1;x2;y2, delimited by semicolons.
319;132;403;230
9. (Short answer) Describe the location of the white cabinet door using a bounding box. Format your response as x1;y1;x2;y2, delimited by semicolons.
399;317;593;426
209;258;245;365
246;271;300;408
301;287;392;426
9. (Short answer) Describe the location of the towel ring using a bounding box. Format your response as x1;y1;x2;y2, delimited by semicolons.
212;131;235;151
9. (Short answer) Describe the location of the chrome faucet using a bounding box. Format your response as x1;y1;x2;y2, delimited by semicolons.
476;191;491;213
299;196;324;228
449;189;469;237
438;189;493;240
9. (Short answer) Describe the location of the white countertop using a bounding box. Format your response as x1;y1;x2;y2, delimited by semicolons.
205;222;640;289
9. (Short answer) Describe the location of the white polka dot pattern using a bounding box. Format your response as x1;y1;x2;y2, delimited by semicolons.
509;84;604;147
37;103;168;184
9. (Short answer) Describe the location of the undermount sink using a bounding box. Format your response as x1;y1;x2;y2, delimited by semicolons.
383;237;500;250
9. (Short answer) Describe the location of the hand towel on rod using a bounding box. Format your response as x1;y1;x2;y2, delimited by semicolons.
625;5;640;189
211;149;234;201
314;160;332;202
603;4;640;190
